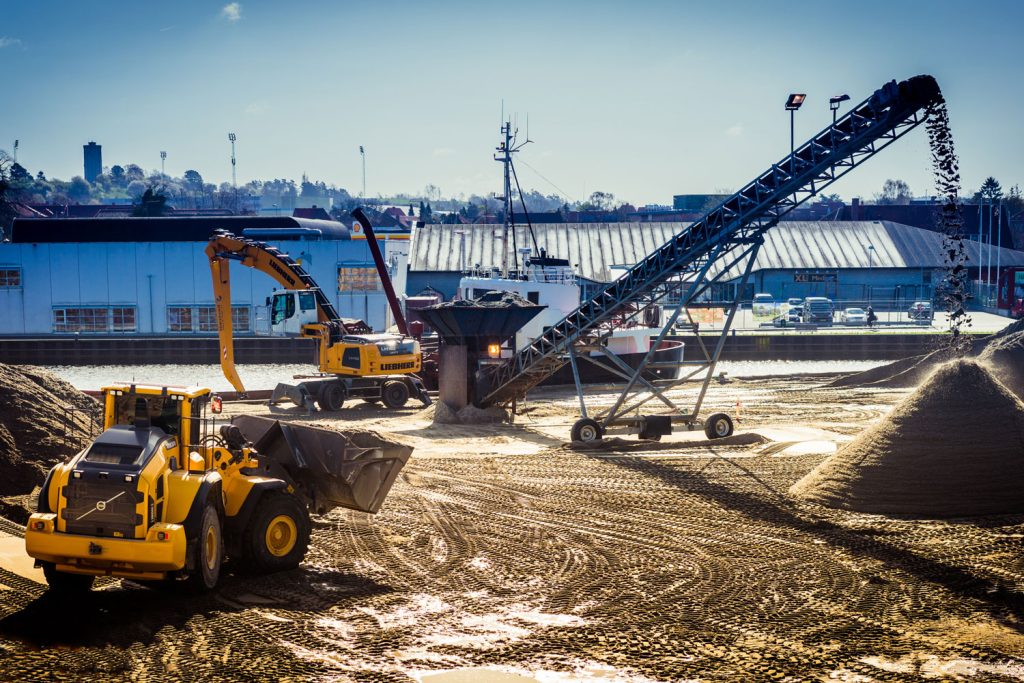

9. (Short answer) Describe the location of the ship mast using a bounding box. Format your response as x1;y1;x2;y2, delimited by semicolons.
495;120;535;278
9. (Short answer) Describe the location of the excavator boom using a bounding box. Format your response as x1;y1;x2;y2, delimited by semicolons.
206;231;371;394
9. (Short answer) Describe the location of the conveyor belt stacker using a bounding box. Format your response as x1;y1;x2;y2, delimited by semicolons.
477;75;945;442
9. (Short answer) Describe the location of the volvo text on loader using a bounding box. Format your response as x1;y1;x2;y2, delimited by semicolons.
206;209;431;412
25;382;411;592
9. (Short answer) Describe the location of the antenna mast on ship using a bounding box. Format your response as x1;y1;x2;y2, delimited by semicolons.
495;120;539;278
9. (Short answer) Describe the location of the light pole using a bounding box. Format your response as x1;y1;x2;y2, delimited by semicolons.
228;133;237;188
12;139;18;164
359;145;366;198
785;93;806;163
829;94;850;125
866;243;875;305
160;151;167;177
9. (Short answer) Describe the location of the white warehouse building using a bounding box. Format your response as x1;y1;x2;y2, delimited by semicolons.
0;217;409;336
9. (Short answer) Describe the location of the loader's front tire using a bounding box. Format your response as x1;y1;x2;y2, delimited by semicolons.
243;493;311;573
187;504;223;592
42;563;94;593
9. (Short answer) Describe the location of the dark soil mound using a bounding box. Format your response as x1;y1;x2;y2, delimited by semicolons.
792;360;1024;517
0;364;98;501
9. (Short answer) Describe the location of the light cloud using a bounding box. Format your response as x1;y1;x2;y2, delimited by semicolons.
726;124;744;137
159;25;176;32
245;101;269;115
221;3;242;22
0;37;23;49
432;147;454;158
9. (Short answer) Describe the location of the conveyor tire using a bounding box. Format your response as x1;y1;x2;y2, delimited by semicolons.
571;418;604;443
186;504;223;592
318;383;345;412
704;413;734;440
243;493;311;573
41;563;94;593
382;380;410;409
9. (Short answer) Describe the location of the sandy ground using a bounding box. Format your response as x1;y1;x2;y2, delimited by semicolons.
2;376;1024;682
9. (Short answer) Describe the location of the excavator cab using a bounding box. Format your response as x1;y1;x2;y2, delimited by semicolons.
269;289;319;336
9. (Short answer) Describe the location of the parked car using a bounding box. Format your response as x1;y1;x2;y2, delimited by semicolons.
841;307;867;325
908;301;934;321
772;309;803;327
752;293;776;316
801;297;834;325
786;297;803;308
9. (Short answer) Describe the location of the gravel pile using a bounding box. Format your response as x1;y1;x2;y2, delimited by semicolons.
792;359;1024;517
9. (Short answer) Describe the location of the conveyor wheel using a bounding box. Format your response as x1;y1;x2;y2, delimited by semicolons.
571;418;604;443
704;413;734;440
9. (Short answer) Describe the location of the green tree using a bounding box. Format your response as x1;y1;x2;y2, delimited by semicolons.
875;179;912;205
973;176;1003;203
67;176;92;203
132;187;169;217
183;169;204;190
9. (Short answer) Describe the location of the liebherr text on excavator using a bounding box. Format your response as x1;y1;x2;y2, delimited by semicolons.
206;210;431;411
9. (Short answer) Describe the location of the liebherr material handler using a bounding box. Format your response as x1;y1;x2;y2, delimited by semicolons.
206;209;430;411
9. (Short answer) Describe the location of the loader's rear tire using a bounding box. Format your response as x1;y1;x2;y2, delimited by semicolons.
187;504;223;592
243;493;311;573
42;563;94;593
318;383;345;412
382;380;410;409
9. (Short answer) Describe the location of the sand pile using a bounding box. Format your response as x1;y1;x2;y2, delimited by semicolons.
832;318;1024;390
431;401;509;425
792;360;1024;517
979;323;1024;400
0;363;98;501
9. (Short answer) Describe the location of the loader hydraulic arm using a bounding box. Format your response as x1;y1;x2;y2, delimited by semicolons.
206;231;371;394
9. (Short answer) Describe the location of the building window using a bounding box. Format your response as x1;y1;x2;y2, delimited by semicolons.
111;307;137;332
231;306;251;332
0;268;21;287
338;265;381;291
195;307;218;333
167;306;193;332
169;305;250;333
53;306;137;333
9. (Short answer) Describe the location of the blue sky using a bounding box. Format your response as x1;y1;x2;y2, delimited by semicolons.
2;0;1021;205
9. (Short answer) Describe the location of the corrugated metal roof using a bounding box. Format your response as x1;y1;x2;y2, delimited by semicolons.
409;221;1024;282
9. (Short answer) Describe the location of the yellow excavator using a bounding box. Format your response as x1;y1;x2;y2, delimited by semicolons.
206;209;431;411
25;382;411;591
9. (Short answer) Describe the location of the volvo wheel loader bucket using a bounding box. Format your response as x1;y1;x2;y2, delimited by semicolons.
232;415;411;514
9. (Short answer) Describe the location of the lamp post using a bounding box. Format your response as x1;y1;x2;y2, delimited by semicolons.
785;93;806;163
160;151;167;177
359;145;366;198
866;243;876;305
829;94;850;125
228;133;237;188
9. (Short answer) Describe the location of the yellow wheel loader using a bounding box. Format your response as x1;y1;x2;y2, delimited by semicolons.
24;382;411;592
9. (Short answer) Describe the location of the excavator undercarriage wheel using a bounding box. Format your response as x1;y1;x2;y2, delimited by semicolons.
382;380;410;409
187;504;223;592
317;383;345;412
243;492;311;573
41;562;95;593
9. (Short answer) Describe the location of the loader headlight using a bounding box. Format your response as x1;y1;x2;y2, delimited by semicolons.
32;521;45;531
157;531;168;541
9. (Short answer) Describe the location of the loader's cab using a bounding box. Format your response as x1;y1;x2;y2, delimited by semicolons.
269;289;318;336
